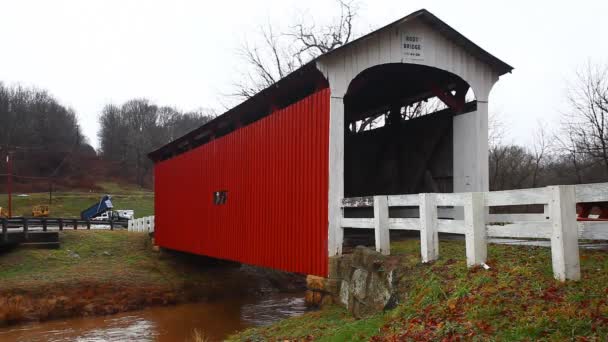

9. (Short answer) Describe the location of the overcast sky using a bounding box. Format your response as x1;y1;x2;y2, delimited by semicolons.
0;0;606;149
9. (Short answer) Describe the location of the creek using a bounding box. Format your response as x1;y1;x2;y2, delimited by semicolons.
0;292;307;341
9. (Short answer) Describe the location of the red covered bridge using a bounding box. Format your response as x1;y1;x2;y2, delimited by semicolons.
148;9;512;277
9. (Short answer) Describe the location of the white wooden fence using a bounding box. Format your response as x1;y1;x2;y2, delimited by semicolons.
341;183;608;281
128;216;155;233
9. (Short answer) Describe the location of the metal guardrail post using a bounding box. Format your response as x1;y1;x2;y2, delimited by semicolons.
2;218;7;243
110;219;114;231
87;220;91;230
73;219;78;230
23;217;29;241
42;218;47;232
58;218;63;231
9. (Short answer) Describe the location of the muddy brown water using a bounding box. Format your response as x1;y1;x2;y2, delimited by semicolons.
0;292;307;342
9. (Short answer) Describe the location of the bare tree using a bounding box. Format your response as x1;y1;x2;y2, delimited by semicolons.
350;97;448;133
488;112;509;189
489;112;507;149
530;121;550;187
0;83;86;182
555;123;588;184
289;0;356;58
489;144;536;191
98;100;214;187
233;0;358;99
563;61;608;176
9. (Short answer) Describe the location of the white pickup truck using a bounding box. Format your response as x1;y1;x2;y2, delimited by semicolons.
92;210;134;221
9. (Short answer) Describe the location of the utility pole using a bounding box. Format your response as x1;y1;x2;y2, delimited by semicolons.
6;152;12;218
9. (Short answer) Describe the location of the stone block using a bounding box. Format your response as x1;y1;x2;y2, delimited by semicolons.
338;255;354;281
361;249;385;271
314;291;322;305
350;269;369;301
304;290;324;307
352;246;368;267
351;298;363;319
324;278;341;295
306;275;326;291
339;280;350;307
321;293;333;306
367;272;392;311
305;290;315;306
328;256;341;278
333;246;400;318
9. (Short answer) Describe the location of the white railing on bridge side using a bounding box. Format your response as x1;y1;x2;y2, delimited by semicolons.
340;183;608;282
128;216;155;233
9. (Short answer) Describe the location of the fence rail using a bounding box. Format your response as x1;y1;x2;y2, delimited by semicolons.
128;216;155;233
341;183;608;281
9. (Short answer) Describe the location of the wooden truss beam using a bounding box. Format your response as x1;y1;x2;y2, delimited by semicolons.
427;81;469;112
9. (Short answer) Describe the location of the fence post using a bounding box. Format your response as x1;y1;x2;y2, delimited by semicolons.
150;216;155;233
87;220;91;230
373;196;390;255
59;218;63;231
549;185;580;281
73;219;78;230
42;218;47;232
419;193;439;263
464;192;486;267
110;218;114;231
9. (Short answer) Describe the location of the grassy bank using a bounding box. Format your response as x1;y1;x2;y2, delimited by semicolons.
0;231;272;326
230;240;608;341
0;182;153;218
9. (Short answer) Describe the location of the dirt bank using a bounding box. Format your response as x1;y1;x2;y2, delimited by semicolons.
0;231;304;327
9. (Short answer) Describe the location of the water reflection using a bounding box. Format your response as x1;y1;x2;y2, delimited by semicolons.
0;293;306;342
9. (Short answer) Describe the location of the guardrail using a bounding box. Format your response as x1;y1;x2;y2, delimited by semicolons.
341;183;608;281
1;217;126;244
128;216;155;233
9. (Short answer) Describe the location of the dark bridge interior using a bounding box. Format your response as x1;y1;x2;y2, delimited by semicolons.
343;63;476;198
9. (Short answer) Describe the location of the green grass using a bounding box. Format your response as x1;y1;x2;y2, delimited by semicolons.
0;231;199;288
0;230;233;325
230;240;608;341
0;182;153;218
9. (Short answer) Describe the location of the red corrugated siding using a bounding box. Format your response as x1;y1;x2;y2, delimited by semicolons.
154;89;330;276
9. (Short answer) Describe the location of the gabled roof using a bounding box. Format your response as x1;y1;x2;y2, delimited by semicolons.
315;9;513;75
149;9;512;162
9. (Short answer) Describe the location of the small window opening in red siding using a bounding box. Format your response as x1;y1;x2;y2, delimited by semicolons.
213;191;228;205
